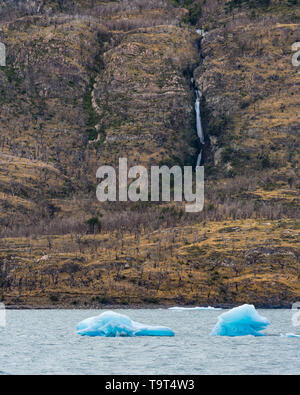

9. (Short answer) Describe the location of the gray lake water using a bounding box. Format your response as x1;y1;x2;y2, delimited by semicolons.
0;309;299;375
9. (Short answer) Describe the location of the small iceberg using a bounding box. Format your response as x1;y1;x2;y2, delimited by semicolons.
169;306;221;311
76;311;175;337
211;304;270;337
280;333;300;338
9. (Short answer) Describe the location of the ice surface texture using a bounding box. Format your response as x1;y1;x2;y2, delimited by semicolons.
169;306;221;311
280;333;300;338
76;311;175;337
211;304;270;337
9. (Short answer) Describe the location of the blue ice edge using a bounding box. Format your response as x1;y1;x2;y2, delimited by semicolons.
210;304;270;337
76;311;175;337
280;333;300;338
169;306;221;311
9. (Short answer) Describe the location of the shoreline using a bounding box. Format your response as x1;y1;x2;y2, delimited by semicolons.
4;303;294;310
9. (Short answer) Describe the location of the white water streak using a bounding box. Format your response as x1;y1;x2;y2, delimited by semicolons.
195;90;204;144
195;89;204;168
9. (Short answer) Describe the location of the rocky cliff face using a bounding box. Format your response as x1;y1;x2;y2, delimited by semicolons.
196;19;300;180
0;0;299;306
92;25;199;169
0;1;201;228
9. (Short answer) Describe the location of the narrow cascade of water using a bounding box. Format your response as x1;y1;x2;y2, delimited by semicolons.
196;29;207;37
193;86;205;168
196;149;202;168
195;89;204;144
193;28;206;168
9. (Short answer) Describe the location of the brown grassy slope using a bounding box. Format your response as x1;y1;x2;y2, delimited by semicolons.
0;0;299;306
0;0;298;227
1;218;299;307
197;21;300;184
92;25;199;169
0;15;111;226
0;153;68;227
0;2;200;227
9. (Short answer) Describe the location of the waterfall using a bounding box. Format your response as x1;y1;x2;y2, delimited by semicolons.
195;90;204;145
193;87;205;168
193;28;206;168
196;29;207;37
196;149;202;168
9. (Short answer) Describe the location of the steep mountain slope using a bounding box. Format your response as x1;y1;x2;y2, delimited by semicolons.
0;0;299;306
0;1;200;230
193;1;300;184
92;25;199;169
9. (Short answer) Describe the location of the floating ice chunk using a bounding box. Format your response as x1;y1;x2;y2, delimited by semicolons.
169;306;221;311
280;333;300;338
76;311;175;337
210;304;270;337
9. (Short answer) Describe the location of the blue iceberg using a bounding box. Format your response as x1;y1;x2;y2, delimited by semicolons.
169;306;221;311
76;311;175;337
211;304;270;337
